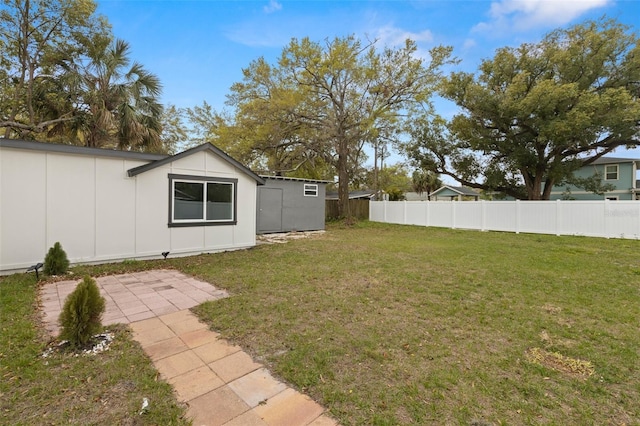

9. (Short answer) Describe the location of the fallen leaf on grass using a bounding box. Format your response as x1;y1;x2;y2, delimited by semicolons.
525;347;595;378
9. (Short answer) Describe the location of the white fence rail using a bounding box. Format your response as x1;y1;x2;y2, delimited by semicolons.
370;200;640;239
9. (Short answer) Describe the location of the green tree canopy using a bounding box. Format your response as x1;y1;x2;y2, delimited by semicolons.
366;164;413;201
405;19;640;200
0;1;171;153
412;169;442;200
159;104;188;154
0;0;110;139
75;38;163;151
222;35;451;217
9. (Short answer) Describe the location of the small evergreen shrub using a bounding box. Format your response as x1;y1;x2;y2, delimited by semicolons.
58;276;106;348
43;242;70;275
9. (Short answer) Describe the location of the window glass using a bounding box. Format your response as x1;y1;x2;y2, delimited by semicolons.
170;175;237;225
174;181;204;220
206;182;233;220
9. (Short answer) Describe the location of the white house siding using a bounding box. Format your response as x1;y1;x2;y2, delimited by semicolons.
0;144;258;274
134;164;171;255
96;159;139;257
1;148;48;267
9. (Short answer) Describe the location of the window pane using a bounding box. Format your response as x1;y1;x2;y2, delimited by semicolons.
207;182;233;220
174;182;204;220
605;165;618;180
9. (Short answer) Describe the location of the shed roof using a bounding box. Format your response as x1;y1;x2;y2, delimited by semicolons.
126;143;265;184
260;175;332;184
0;138;167;161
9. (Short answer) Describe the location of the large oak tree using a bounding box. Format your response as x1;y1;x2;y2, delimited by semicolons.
406;19;640;200
224;35;451;217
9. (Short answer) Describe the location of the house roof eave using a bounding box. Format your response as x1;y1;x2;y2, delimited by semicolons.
127;143;265;185
431;185;480;197
590;156;640;166
0;138;168;161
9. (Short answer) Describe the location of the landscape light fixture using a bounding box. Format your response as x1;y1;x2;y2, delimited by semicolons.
162;251;170;260
27;262;44;280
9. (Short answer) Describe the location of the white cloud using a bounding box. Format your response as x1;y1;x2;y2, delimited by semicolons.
374;24;434;47
462;38;477;50
368;24;435;59
473;0;611;33
263;0;282;14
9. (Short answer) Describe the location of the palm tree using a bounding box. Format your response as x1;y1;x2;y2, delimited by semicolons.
412;170;442;201
78;38;163;151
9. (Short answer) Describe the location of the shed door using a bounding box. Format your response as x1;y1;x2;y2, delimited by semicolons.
257;187;283;234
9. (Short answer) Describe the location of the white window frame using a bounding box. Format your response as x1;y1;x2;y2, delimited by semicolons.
303;183;318;197
169;174;237;227
605;196;619;201
604;164;619;181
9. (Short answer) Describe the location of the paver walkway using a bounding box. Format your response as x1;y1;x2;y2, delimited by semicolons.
40;269;228;336
40;270;338;426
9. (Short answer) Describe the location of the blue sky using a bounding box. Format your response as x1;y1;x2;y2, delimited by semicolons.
96;0;640;160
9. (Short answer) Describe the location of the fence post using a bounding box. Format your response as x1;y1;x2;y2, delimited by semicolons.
404;200;408;224
481;200;486;232
383;200;387;222
425;200;430;228
556;199;561;236
451;201;457;229
603;199;609;239
515;200;520;234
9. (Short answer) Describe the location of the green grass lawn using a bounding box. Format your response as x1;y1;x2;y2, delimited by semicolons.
2;221;639;425
189;222;640;425
0;269;189;425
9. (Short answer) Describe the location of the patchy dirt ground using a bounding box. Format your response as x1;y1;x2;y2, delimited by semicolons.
257;230;325;244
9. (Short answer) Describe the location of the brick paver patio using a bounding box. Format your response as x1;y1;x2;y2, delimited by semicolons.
39;270;338;426
40;269;227;336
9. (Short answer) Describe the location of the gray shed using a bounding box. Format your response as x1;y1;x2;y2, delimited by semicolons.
257;176;330;234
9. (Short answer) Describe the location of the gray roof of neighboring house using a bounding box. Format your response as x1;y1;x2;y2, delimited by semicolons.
326;190;376;200
590;156;640;165
431;185;480;197
127;143;264;184
0;138;167;161
260;175;332;184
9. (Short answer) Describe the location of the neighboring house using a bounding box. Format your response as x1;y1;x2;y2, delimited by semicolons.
325;190;377;200
325;190;374;220
405;191;430;201
430;185;480;201
549;156;640;200
257;176;330;234
0;139;264;275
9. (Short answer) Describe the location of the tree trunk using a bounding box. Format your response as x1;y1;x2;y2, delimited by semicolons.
523;168;546;200
4;0;30;138
337;137;351;219
541;177;554;200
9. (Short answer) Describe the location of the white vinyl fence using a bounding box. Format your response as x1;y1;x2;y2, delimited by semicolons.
370;200;640;239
